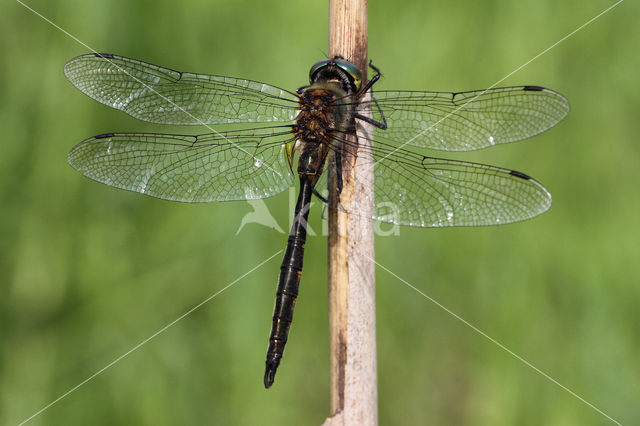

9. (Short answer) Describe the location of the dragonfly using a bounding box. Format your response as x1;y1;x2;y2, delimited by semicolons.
64;53;569;388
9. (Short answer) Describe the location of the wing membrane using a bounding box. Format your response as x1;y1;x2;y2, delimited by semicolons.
327;134;551;227
64;53;300;125
361;86;568;151
68;127;295;202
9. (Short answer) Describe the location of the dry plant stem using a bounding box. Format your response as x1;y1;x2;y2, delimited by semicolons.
325;0;377;424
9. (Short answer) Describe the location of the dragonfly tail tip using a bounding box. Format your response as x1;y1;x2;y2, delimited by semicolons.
264;366;277;388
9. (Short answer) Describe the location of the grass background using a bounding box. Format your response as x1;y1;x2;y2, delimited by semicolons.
1;0;638;424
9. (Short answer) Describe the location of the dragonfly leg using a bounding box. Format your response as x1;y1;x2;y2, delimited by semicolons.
358;60;382;95
354;60;387;130
312;188;328;203
335;146;343;197
354;110;386;130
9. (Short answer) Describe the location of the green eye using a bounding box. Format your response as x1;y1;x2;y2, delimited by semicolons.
308;58;363;91
308;59;331;82
334;59;362;91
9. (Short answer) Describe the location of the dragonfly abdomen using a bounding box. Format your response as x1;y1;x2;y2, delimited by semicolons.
264;175;314;388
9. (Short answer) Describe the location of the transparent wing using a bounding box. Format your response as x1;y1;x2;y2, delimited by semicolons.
68;127;295;202
360;86;568;151
326;134;551;227
64;53;300;125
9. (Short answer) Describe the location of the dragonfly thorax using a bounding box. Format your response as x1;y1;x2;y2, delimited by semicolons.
294;86;351;140
293;85;351;183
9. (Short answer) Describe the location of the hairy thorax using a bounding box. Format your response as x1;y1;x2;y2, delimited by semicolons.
293;85;352;180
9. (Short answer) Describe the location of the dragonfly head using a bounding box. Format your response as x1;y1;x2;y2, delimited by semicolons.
309;57;362;94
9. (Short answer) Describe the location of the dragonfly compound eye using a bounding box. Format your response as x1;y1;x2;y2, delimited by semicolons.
333;59;362;92
308;59;332;83
309;58;362;92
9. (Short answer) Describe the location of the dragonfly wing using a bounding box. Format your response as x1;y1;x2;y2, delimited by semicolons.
68;127;295;202
64;53;300;125
340;138;552;227
364;86;568;151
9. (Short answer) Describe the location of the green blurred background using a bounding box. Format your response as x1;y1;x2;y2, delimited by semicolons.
1;0;638;424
